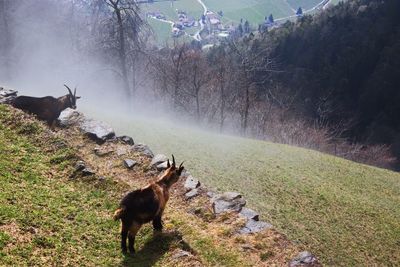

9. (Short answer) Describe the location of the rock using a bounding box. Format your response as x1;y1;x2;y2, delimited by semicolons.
238;219;272;234
184;175;200;191
74;161;86;172
71;161;95;177
0;87;17;103
222;192;242;200
116;147;127;156
93;147;113;157
151;154;168;166
132;143;154;158
117;135;134;145
123;159;137;169
289;251;319;267
79;119;115;144
98;176;106;182
58;108;84;127
239;208;259;221
156;161;169;171
185;189;199;200
82;167;95;176
172;249;192;259
206;191;216;198
0;87;17;97
211;192;246;214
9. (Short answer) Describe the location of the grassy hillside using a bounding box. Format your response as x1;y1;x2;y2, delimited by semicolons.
0;105;300;266
84;109;400;266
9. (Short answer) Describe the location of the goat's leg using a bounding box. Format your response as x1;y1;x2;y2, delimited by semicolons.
152;215;163;232
128;222;142;254
120;223;128;254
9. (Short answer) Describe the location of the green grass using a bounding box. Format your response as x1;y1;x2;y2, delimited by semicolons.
287;0;322;10
0;105;251;266
203;0;294;24
83;109;400;266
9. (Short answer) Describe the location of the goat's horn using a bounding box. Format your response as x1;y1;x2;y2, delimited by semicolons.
64;84;73;96
179;161;184;168
172;154;176;166
74;87;77;98
167;159;170;168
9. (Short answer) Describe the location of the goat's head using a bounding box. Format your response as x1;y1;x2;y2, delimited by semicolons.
63;84;81;109
159;155;184;187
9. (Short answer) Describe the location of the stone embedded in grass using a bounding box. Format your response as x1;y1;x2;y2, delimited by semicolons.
185;189;199;200
93;147;113;157
211;192;246;214
172;249;192;259
117;135;134;145
116;147;127;156
184;175;201;191
58;108;84;127
70;161;95;178
239;208;259;221
123;159;137;169
289;251;319;267
238;219;272;234
79;118;115;144
132;143;154;158
151;154;168;166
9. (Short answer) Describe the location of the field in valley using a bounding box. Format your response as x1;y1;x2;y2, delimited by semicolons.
141;0;325;43
83;108;400;266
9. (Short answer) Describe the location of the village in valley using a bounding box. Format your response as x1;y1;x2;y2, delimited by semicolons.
146;5;282;45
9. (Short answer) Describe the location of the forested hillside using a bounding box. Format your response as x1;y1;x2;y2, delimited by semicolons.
268;0;400;165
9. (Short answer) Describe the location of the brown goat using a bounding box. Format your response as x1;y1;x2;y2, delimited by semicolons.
113;155;184;254
10;84;80;126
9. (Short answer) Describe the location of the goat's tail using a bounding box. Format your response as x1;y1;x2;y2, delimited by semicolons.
113;208;125;221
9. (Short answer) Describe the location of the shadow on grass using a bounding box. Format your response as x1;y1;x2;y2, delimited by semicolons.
122;231;192;267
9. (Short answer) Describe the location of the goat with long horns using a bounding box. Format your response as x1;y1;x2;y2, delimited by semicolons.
113;155;185;254
10;84;81;126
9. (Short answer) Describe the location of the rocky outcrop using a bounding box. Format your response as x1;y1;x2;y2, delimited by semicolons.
58;108;84;127
211;192;246;214
117;135;134;145
151;154;168;166
238;219;272;234
79;119;115;144
132;143;154;158
184;176;201;191
239;207;259;221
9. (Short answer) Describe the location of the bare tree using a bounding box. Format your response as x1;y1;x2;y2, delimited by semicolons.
183;50;209;121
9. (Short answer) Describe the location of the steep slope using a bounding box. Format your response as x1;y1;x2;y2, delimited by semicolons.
0;105;304;266
84;108;400;266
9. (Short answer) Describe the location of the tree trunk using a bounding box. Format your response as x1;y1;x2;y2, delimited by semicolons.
196;91;200;121
115;7;131;101
0;1;11;80
219;77;225;132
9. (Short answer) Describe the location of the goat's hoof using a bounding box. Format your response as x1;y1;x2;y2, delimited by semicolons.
129;249;135;255
122;249;128;255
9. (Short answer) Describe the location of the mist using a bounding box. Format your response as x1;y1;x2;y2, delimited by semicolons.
1;0;161;120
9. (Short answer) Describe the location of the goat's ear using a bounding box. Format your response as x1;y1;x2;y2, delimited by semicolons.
76;96;81;99
167;159;170;168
